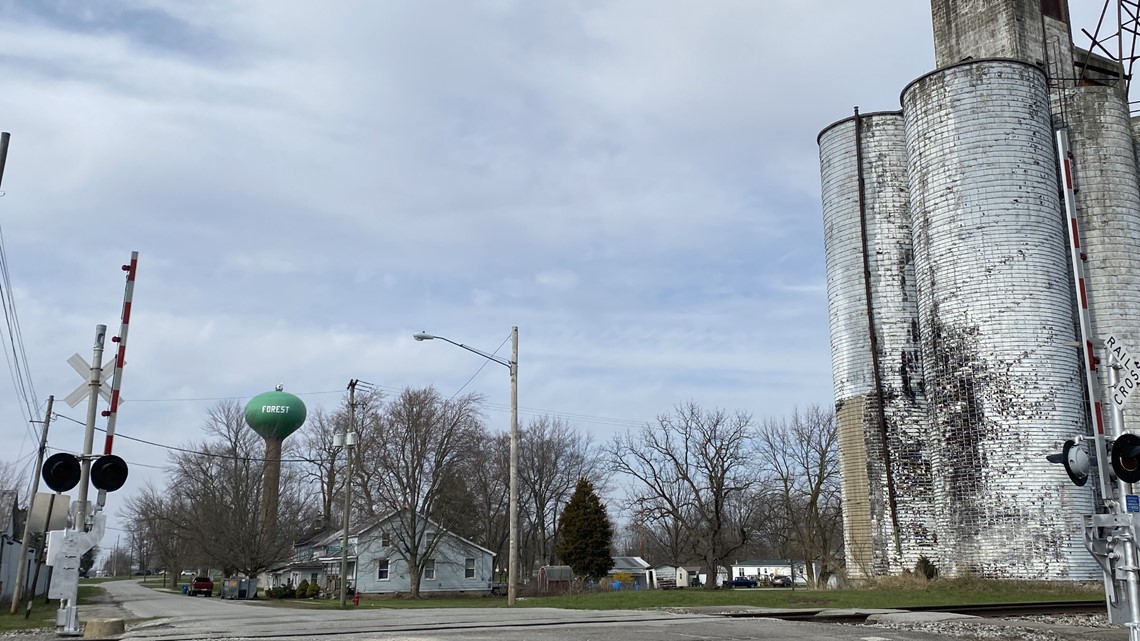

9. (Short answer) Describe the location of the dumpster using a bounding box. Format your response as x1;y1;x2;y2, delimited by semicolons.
222;578;258;599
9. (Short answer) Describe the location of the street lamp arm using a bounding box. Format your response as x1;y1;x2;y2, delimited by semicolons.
415;333;513;369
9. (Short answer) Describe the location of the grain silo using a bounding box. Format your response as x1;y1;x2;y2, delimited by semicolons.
902;59;1094;578
818;111;934;579
1064;85;1140;416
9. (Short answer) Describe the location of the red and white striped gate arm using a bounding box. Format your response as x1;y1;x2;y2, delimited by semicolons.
1056;129;1114;500
102;250;137;455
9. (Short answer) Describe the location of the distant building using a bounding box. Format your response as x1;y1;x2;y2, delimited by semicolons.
265;510;495;596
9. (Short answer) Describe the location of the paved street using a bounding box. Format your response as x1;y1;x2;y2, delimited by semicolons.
78;580;1099;641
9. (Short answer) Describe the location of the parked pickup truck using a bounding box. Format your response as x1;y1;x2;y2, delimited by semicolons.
188;576;214;597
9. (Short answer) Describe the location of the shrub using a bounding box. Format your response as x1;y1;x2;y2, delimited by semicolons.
295;580;309;598
915;556;939;581
306;582;321;598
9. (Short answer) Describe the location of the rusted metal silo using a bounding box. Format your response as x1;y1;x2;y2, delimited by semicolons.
902;59;1094;579
819;111;934;580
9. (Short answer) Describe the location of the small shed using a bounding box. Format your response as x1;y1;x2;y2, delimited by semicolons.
650;564;679;589
536;565;574;595
677;565;701;587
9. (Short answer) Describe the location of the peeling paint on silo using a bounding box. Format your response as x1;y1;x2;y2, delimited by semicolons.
819;112;934;579
902;59;1094;579
1067;87;1140;416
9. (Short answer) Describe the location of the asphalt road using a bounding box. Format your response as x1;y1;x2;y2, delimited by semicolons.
89;580;979;641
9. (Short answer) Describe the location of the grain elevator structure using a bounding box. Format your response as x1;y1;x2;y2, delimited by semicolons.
819;0;1140;580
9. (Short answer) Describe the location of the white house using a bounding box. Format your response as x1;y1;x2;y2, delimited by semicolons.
697;565;729;587
731;559;811;585
264;525;358;594
353;511;495;596
265;510;496;597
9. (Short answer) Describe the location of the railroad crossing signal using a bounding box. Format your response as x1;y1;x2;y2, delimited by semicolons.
64;353;118;408
41;453;129;494
1047;439;1090;486
1113;434;1140;484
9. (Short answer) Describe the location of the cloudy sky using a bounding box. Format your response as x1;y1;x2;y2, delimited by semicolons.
0;1;1120;538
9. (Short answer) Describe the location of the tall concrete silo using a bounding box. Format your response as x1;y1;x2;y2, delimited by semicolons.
902;59;1094;578
818;111;934;579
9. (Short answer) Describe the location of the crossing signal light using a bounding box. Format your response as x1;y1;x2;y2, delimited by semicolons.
41;453;80;493
90;454;129;492
1112;433;1140;484
1047;439;1090;486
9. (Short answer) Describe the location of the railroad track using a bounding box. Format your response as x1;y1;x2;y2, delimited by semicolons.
723;599;1107;624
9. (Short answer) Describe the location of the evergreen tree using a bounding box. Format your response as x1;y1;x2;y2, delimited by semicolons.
80;546;99;577
556;478;613;580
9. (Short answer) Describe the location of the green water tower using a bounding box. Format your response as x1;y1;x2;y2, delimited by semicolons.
245;385;307;534
244;386;307;440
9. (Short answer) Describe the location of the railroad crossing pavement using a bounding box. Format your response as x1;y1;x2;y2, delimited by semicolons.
66;580;1130;641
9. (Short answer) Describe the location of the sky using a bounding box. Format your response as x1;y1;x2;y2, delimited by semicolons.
0;1;1123;544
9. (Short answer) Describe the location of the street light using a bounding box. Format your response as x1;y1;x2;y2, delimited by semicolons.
414;327;519;606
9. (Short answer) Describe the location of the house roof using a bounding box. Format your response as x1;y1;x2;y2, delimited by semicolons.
611;556;650;571
357;509;496;557
733;559;797;566
540;565;574;581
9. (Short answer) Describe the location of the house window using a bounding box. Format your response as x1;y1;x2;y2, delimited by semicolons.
380;531;390;547
465;558;476;579
310;572;318;583
423;559;436;580
377;559;390;581
738;568;745;577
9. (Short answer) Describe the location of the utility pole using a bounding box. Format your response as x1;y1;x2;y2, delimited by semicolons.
9;395;53;615
508;325;519;606
338;379;358;608
0;131;10;189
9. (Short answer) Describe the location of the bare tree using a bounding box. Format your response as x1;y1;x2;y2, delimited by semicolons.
298;407;343;528
517;415;604;570
455;427;510;575
608;401;757;588
0;459;30;508
298;388;383;529
757;404;842;585
354;387;482;597
122;482;191;589
168;400;317;578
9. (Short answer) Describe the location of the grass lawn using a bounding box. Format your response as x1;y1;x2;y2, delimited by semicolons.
267;577;1103;610
0;585;103;633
